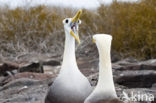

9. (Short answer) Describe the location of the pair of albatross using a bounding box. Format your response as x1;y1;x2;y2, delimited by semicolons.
45;10;122;103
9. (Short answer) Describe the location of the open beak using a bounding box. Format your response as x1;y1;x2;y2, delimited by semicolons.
70;10;82;44
70;31;80;44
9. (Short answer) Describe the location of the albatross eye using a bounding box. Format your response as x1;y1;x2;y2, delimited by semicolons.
65;19;68;23
78;20;81;24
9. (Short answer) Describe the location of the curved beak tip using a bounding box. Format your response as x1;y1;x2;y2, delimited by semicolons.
79;9;82;14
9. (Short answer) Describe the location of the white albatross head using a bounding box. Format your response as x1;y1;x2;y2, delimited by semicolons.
62;10;82;44
92;34;112;45
92;34;112;53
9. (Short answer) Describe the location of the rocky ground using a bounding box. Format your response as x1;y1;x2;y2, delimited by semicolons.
0;55;156;103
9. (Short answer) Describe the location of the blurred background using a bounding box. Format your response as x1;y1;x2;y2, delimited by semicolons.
0;0;156;103
0;0;155;61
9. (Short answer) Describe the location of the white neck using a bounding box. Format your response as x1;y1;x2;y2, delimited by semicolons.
61;30;78;72
95;40;116;96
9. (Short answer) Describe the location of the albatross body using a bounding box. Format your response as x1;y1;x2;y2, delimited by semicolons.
45;10;92;103
84;34;122;103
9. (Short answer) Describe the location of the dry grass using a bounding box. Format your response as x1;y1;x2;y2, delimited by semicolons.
0;0;155;60
81;0;156;59
0;6;76;60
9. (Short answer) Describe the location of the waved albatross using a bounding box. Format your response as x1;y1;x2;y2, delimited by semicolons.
45;10;92;103
84;34;123;103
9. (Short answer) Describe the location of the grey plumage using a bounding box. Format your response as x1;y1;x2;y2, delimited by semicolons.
45;73;92;103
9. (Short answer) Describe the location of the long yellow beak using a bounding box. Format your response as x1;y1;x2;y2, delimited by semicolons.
72;10;82;23
70;10;82;44
70;31;80;44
